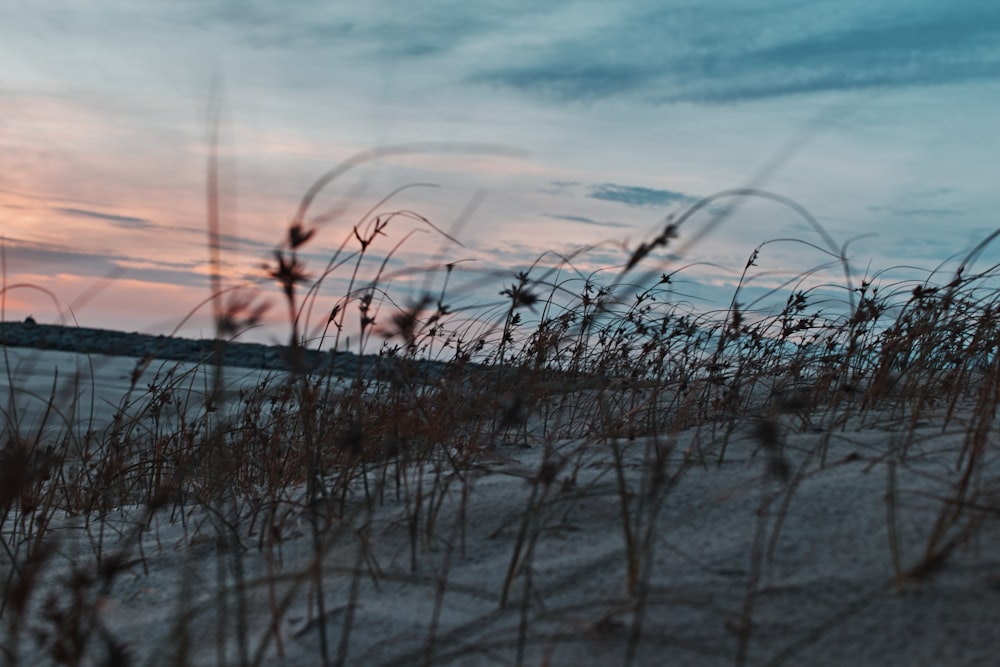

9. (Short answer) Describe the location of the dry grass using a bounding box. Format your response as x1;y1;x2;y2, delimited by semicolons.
3;150;1000;666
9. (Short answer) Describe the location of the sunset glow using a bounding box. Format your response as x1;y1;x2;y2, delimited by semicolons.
2;2;998;344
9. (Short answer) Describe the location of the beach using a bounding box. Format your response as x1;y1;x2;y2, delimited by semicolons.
3;344;999;666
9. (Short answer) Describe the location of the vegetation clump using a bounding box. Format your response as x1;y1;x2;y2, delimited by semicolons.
3;150;1000;666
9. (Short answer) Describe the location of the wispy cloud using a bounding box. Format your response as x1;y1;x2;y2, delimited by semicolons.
543;213;633;229
892;236;966;261
1;239;206;288
170;223;275;255
55;207;155;230
185;2;519;60
867;205;966;218
53;206;275;254
470;1;1000;104
867;186;968;219
48;201;274;255
199;4;355;51
474;64;654;102
588;184;697;209
538;181;581;196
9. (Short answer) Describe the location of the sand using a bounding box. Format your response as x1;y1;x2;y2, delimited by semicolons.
3;347;999;666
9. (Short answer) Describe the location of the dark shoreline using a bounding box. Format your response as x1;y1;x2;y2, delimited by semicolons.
0;321;369;375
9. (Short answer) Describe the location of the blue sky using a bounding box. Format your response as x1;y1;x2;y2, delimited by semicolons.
1;0;998;345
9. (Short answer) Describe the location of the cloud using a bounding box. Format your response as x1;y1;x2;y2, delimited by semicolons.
55;207;156;230
52;207;274;255
753;7;1000;66
173;1;352;45
866;205;966;218
185;1;521;61
891;236;965;261
543;213;633;229
703;6;1000;102
469;1;1000;104
473;63;654;101
867;188;968;220
1;240;118;277
0;239;207;289
588;184;697;209
537;181;581;196
170;223;275;255
915;187;954;198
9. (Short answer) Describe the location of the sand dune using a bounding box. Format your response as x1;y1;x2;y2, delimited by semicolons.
3;348;999;666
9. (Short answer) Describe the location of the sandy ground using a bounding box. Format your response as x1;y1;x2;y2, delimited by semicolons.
3;347;1000;666
1;347;289;433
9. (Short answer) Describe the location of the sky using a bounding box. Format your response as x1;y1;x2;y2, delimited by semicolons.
1;0;999;347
